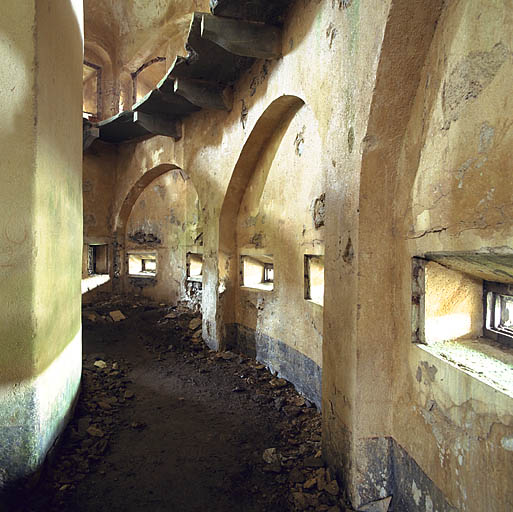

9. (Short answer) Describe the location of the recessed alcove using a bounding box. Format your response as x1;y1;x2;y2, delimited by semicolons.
412;252;513;396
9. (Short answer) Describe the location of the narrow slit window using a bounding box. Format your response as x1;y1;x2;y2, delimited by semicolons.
241;255;274;291
187;253;203;282
484;282;513;348
83;61;101;121
128;252;157;277
264;263;274;283
88;244;108;276
305;255;324;306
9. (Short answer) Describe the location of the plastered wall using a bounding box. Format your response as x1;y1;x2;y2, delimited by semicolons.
232;103;325;403
343;0;513;509
83;144;117;242
0;0;83;490
81;0;513;510
393;2;513;510
125;170;203;303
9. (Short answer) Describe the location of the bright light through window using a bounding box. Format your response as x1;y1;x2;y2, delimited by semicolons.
241;255;274;291
485;282;513;348
305;255;324;306
187;253;203;281
128;253;157;277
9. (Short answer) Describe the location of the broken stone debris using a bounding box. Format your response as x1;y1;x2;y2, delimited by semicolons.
86;425;104;438
269;377;288;388
33;296;353;511
188;317;202;331
29;349;137;508
109;310;126;322
262;447;279;464
85;311;101;322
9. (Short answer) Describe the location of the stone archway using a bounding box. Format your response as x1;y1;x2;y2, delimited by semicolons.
214;94;325;406
215;95;305;349
112;164;202;305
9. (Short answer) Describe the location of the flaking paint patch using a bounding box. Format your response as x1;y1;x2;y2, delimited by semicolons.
347;126;354;153
442;43;510;129
478;122;495;154
294;126;305;156
412;480;422;506
500;436;513;451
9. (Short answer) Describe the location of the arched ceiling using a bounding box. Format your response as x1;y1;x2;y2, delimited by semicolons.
84;0;210;70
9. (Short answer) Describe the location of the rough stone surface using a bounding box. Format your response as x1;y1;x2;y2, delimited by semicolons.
8;296;343;511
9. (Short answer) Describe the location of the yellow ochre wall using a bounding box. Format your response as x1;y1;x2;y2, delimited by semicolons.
0;0;84;490
81;0;513;510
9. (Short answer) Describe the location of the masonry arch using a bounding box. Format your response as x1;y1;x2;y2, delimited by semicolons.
131;56;167;104
393;3;513;511
338;0;512;509
84;41;115;120
355;0;445;410
217;94;324;405
113;164;203;305
333;1;447;507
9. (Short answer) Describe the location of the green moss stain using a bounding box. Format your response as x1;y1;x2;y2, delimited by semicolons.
348;127;355;153
347;0;360;56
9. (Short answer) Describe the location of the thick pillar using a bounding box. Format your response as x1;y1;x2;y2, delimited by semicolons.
0;0;84;492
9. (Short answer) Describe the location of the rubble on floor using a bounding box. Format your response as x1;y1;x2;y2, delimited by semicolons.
18;295;361;512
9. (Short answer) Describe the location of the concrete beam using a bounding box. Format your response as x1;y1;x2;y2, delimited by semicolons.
133;111;182;141
174;78;233;111
201;14;282;59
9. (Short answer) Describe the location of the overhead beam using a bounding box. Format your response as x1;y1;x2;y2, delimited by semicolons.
210;0;294;25
200;13;282;59
133;111;182;141
174;78;233;111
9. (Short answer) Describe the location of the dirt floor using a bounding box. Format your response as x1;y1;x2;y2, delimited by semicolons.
7;295;350;512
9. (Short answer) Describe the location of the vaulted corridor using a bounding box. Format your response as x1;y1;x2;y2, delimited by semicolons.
1;1;512;510
10;296;334;512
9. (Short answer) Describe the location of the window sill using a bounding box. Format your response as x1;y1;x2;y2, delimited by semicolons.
81;274;110;295
128;273;156;279
306;299;323;308
241;284;274;292
187;276;203;283
417;337;513;398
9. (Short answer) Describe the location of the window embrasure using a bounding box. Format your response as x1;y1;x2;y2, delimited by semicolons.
187;252;203;283
240;255;274;291
484;281;513;348
88;244;108;276
411;256;513;397
304;255;324;306
128;252;157;277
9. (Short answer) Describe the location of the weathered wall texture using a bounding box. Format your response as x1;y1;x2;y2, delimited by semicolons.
393;2;513;510
0;0;83;491
83;0;210;119
339;0;513;509
81;0;513;510
83;144;117;242
125;169;203;303
82;143;117;297
231;103;325;404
